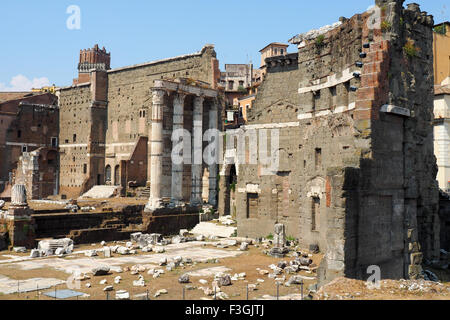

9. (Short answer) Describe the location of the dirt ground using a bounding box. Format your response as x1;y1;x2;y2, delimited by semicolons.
0;243;321;301
314;276;450;300
0;198;148;212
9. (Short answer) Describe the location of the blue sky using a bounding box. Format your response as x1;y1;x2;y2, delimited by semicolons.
0;0;448;90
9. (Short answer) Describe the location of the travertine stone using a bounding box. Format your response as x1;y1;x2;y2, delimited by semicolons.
171;93;186;207
11;185;27;207
146;89;166;211
208;102;219;206
191;96;204;205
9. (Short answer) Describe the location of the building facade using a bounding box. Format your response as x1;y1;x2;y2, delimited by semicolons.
57;45;221;201
219;0;440;285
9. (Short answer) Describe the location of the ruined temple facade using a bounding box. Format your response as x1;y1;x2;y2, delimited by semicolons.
219;0;440;284
57;45;221;202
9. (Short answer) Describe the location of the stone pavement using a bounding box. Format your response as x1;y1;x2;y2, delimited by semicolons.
0;275;65;295
0;242;243;275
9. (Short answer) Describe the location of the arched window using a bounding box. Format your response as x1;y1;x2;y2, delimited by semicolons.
105;165;112;183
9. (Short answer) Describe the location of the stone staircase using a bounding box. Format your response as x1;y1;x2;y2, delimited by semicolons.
136;187;150;199
79;185;121;199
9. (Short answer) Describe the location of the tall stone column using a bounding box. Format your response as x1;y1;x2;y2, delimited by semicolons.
170;93;186;207
145;88;166;212
191;95;204;206
208;101;219;206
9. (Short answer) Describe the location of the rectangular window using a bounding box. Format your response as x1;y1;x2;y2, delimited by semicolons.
329;86;337;108
313;90;321;111
51;137;58;148
73;134;77;143
22;145;27;153
311;197;320;231
315;148;322;170
343;81;350;106
83;164;87;174
247;193;259;219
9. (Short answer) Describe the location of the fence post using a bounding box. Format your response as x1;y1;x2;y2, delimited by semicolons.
276;282;279;301
300;280;304;300
214;286;216;300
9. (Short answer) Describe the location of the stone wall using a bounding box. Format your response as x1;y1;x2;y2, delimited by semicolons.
439;191;450;251
224;0;439;285
58;45;220;198
0;94;58;198
15;148;59;199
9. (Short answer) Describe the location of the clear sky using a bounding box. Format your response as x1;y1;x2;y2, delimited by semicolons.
0;0;448;90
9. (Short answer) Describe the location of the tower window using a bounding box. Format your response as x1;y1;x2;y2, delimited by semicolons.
315;148;322;170
311;197;320;231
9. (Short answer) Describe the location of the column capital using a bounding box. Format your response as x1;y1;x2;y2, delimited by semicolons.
209;98;219;111
152;88;166;105
174;92;187;105
194;95;205;103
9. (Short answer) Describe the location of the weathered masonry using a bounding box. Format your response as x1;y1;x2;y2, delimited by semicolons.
144;79;219;212
0;93;59;199
57;45;221;199
219;0;440;285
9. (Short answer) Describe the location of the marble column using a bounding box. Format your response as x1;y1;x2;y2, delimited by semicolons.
11;184;27;207
208;101;219;206
191;95;204;206
170;93;186;207
146;88;166;211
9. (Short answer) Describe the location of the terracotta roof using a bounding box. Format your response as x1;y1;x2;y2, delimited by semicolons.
0;92;34;103
435;85;450;96
259;43;289;52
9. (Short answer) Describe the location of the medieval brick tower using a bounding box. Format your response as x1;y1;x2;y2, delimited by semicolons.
73;44;111;85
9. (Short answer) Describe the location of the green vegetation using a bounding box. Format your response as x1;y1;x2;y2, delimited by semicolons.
286;235;297;242
266;233;274;240
403;40;419;58
381;20;392;32
434;24;447;35
315;34;325;47
230;181;236;193
237;86;247;94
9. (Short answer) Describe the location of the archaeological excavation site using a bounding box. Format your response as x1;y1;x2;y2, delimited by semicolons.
0;0;450;301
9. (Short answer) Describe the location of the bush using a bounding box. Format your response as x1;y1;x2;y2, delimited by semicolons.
381;20;392;32
403;40;419;58
266;233;274;240
434;24;447;35
315;34;325;46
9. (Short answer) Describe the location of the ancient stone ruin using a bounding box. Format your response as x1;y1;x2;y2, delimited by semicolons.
219;0;443;285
